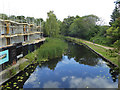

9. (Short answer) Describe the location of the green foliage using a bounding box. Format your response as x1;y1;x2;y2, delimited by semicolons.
0;13;8;20
69;17;87;38
69;15;99;40
19;62;29;70
37;38;68;62
45;11;60;37
114;40;120;51
110;5;120;25
90;26;111;46
106;18;120;47
90;36;110;46
66;36;118;65
25;51;36;62
60;16;75;36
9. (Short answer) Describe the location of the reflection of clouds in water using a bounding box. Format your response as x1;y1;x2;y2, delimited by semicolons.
43;81;60;88
62;76;69;82
97;59;109;68
56;56;77;68
24;73;40;88
61;56;77;64
69;77;117;88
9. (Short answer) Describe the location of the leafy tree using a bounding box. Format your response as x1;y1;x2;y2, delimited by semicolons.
107;18;120;45
16;16;26;23
82;15;99;39
69;15;99;39
45;11;60;37
26;17;35;24
69;17;88;38
9;15;16;21
0;13;8;20
110;1;120;25
60;16;75;36
35;18;43;26
90;26;110;45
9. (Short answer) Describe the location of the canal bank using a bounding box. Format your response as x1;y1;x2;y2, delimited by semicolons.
0;38;45;85
65;37;118;67
1;41;119;88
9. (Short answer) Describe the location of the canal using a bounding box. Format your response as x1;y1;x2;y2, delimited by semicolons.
2;42;119;89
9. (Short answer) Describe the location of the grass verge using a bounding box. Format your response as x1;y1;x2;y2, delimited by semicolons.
66;36;118;66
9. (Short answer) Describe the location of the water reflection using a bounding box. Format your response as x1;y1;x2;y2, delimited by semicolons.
24;55;118;88
2;42;119;88
65;43;99;66
39;58;62;70
69;76;117;88
24;43;118;88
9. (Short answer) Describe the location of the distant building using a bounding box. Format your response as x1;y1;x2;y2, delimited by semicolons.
0;19;43;48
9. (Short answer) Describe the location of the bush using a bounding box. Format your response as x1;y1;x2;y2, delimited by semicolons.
90;36;112;46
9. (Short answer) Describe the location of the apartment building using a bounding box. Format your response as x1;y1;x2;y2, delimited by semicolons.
0;19;43;48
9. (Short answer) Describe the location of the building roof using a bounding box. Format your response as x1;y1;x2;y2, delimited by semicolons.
0;19;4;22
10;20;18;24
4;20;10;23
36;26;40;28
17;23;28;25
29;24;34;27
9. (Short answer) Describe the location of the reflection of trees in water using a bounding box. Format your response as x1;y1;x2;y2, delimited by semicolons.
66;43;119;83
65;43;99;66
39;57;62;70
2;63;38;89
109;68;119;82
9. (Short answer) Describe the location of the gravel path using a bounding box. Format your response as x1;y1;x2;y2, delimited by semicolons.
82;40;113;50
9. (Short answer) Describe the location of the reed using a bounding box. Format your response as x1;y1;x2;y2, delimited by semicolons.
37;38;68;62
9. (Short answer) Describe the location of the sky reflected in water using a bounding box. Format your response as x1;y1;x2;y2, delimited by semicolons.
24;48;118;88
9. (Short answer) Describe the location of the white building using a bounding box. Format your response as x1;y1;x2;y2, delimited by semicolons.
0;19;43;48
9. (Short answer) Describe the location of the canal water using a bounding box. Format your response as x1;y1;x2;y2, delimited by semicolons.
2;42;119;88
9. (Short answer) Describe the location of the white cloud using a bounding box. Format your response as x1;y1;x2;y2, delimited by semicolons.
43;81;60;88
69;77;118;88
24;72;40;88
61;76;69;82
0;0;115;25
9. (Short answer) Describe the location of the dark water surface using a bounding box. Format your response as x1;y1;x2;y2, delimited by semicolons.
23;43;118;88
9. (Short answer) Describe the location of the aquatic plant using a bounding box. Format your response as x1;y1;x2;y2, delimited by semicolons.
37;38;68;62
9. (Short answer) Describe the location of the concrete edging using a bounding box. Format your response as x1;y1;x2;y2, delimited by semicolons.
67;38;118;67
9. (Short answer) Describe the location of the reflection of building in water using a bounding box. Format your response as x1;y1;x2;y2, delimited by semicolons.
0;19;43;48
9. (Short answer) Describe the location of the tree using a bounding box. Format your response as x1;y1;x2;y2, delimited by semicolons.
26;17;35;24
82;15;99;39
69;15;99;39
69;17;87;38
110;2;120;25
45;11;60;37
35;18;43;26
16;15;26;23
0;14;8;20
9;15;16;21
60;16;75;36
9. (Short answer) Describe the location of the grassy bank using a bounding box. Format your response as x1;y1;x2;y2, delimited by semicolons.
25;37;68;63
66;37;118;66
